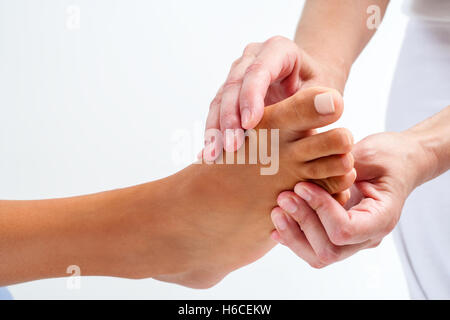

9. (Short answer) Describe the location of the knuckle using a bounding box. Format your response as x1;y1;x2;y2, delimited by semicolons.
243;42;259;57
230;57;243;69
291;209;311;229
244;61;265;76
330;224;354;245
317;245;340;265
244;62;271;83
306;196;333;219
223;78;243;89
265;35;288;45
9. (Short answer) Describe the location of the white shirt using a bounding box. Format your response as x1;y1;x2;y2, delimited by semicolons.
386;16;450;299
404;0;450;21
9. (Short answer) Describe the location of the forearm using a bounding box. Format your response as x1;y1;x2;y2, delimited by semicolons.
0;179;175;285
295;0;389;85
406;105;450;186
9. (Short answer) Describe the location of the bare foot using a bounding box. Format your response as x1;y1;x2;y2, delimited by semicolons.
136;87;355;288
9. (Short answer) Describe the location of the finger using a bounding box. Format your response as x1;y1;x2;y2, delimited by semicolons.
206;85;224;132
277;191;374;265
240;36;301;129
333;189;351;206
294;182;385;245
312;168;357;195
260;87;344;135
270;229;284;244
277;191;342;266
299;153;354;179
220;44;261;152
270;207;323;268
288;128;353;162
204;85;224;161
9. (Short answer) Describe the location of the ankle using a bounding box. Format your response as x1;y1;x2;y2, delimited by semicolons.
114;175;200;279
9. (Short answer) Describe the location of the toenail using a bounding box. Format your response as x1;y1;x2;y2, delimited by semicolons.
314;92;335;115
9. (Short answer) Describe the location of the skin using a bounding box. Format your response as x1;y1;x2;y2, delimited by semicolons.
205;0;390;150
210;0;450;268
0;87;354;288
205;0;449;268
275;106;450;267
203;0;389;208
273;2;450;266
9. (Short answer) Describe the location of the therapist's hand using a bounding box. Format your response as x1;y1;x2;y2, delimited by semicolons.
271;131;432;268
204;36;348;153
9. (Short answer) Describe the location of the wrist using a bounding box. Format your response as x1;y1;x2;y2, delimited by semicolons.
401;128;439;188
405;106;450;186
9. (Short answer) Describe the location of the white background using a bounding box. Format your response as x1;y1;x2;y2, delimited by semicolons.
1;0;410;299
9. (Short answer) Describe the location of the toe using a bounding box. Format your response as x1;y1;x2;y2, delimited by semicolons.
258;87;344;140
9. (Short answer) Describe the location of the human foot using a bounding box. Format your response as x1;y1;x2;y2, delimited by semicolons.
0;88;354;287
142;87;355;288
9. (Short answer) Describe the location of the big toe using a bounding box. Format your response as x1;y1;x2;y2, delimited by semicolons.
258;87;344;137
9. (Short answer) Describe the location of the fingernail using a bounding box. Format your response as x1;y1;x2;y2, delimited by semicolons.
224;129;244;152
279;198;298;214
241;108;252;128
204;140;217;162
314;92;335;115
272;212;288;231
294;184;312;201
